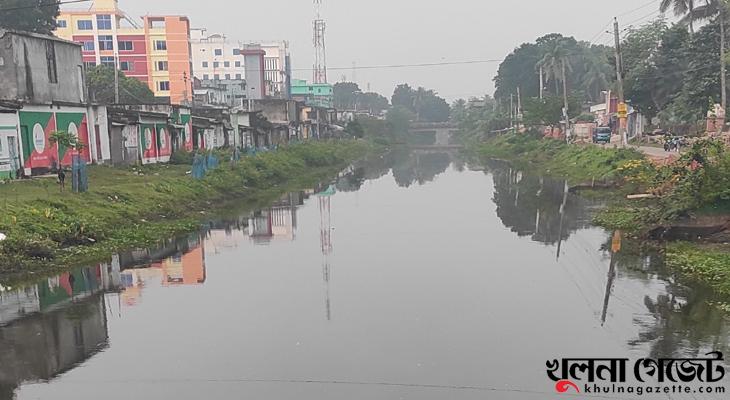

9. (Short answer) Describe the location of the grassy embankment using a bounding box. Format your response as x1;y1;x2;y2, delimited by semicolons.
469;132;730;301
0;140;375;282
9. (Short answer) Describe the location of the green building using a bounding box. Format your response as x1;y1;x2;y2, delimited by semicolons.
291;79;334;108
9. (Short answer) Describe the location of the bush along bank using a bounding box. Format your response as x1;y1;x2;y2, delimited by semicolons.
0;140;376;280
469;132;644;183
470;132;730;307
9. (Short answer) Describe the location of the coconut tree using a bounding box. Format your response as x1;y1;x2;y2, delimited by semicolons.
581;48;612;102
661;0;696;33
682;0;730;110
537;39;573;118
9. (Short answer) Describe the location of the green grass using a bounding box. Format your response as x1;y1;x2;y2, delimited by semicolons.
666;243;730;298
0;140;375;280
471;132;644;183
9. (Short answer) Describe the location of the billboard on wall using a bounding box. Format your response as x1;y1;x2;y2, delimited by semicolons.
18;111;91;171
180;113;194;151
156;124;171;160
56;112;91;165
139;123;158;163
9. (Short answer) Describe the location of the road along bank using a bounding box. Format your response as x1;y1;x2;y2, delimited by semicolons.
0;140;377;285
467;132;730;304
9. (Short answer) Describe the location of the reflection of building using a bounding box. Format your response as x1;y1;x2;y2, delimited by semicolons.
159;244;206;286
119;235;206;306
248;192;301;244
1;263;119;327
206;228;249;253
0;293;109;397
120;267;160;307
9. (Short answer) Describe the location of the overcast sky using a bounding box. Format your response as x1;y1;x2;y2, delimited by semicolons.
110;0;664;101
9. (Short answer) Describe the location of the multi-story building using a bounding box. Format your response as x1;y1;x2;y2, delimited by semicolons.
260;41;291;98
291;79;334;108
55;0;193;104
190;28;290;99
190;29;244;82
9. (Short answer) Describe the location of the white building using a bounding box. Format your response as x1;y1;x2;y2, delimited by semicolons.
259;41;290;98
190;28;290;98
190;29;244;82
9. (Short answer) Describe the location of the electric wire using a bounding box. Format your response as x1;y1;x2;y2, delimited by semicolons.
0;0;91;12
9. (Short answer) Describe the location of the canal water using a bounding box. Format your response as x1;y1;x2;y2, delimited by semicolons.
1;150;728;399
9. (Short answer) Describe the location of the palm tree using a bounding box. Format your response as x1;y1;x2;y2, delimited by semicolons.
682;0;729;110
537;39;573;117
661;0;696;33
581;48;611;102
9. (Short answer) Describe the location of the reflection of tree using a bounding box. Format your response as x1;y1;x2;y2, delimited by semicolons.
392;151;452;188
335;167;366;192
615;249;730;360
490;163;595;245
335;149;456;191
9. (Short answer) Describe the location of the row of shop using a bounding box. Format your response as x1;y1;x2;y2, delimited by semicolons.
0;101;339;177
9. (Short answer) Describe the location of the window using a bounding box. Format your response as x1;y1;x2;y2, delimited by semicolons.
118;41;133;51
83;61;96;69
158;81;170;91
235;73;242;80
81;41;95;51
77;20;93;30
233;48;240;56
214;48;222;56
96;15;112;30
150;20;166;29
46;41;57;84
224;61;230;68
156;61;168;71
202;61;208;68
214;74;220;80
213;61;220;68
120;61;133;71
225;74;231;80
98;35;113;50
203;74;209;80
56;20;67;28
100;56;115;67
154;40;167;51
235;61;241;67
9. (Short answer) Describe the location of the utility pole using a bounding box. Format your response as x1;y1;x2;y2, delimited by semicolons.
516;86;522;131
114;54;120;104
509;93;514;132
721;13;727;112
613;17;627;147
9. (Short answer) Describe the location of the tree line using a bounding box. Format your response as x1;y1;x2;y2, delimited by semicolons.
465;0;730;135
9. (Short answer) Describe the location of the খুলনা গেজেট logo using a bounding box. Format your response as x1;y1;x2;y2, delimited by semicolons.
546;352;726;396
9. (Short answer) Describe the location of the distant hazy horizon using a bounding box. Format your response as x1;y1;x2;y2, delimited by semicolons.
83;0;668;101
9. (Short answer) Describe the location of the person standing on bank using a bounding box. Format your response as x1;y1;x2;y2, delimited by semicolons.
58;167;66;192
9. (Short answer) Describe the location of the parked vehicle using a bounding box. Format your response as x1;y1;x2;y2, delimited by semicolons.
593;127;612;144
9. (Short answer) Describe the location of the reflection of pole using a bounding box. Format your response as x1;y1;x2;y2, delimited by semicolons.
556;181;569;261
319;194;332;321
601;231;622;326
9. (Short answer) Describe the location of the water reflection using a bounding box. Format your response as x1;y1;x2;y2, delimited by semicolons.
337;148;460;191
486;160;730;361
489;162;595;247
0;266;111;398
1;150;729;400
